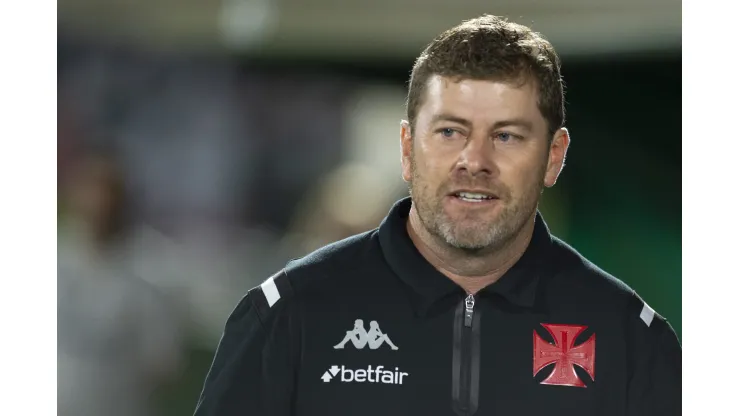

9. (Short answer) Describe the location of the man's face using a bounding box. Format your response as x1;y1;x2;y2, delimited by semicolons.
401;75;568;251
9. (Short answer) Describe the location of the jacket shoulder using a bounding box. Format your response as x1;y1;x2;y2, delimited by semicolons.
547;236;677;335
248;229;380;320
548;235;635;297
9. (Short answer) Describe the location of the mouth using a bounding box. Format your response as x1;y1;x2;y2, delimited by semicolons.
449;190;499;203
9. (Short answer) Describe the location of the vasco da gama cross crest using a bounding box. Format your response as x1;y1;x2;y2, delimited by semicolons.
533;323;596;388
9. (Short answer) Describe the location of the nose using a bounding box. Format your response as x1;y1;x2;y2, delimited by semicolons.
455;134;496;177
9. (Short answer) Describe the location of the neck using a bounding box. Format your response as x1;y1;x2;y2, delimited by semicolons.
406;204;535;295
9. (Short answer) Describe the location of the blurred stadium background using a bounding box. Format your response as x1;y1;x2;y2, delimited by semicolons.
57;1;681;415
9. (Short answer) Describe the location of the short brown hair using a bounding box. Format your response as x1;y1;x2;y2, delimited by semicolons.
406;15;565;137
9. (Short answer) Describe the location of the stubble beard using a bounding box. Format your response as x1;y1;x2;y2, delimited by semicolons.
408;154;546;253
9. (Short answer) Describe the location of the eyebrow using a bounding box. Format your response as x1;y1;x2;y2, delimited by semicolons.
491;118;533;132
430;113;534;133
430;113;473;129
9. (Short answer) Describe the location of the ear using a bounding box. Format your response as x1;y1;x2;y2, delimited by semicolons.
400;120;413;182
544;127;570;188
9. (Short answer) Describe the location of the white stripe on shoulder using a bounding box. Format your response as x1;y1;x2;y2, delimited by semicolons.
260;275;281;307
639;301;655;327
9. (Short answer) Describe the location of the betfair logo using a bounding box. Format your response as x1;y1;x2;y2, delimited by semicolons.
321;365;409;385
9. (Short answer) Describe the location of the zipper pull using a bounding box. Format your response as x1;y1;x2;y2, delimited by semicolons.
464;294;475;327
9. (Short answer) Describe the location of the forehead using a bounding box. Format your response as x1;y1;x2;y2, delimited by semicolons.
419;75;544;126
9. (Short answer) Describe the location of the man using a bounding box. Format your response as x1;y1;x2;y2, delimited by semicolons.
194;15;681;416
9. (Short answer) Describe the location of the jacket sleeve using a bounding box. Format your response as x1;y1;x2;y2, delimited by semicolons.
626;293;682;415
194;271;297;416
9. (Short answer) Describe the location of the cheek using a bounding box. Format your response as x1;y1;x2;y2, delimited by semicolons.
416;140;457;173
498;154;547;194
413;151;449;187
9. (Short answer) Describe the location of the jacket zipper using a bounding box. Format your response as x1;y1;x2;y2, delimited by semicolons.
464;293;475;327
452;293;480;416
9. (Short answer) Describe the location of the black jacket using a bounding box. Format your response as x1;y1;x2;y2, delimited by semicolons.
194;197;681;416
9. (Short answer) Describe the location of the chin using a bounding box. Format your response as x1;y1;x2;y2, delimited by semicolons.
444;206;502;226
439;223;496;249
446;239;491;251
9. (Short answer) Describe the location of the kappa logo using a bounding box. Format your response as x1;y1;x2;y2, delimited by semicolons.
333;319;399;350
533;323;596;388
321;365;409;385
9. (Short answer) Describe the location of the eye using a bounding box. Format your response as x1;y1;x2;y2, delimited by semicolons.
438;128;461;139
495;132;519;142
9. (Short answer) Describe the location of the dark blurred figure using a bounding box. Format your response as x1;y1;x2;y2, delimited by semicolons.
64;149;127;243
57;148;183;416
